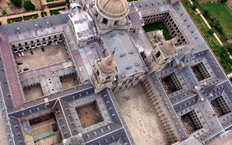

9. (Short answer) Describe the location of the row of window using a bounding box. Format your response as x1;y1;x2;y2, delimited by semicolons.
12;34;63;48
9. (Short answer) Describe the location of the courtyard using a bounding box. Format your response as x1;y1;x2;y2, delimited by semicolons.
143;21;172;41
24;113;62;145
180;111;203;135
76;101;104;128
15;42;69;73
23;85;44;102
114;82;169;145
60;74;79;90
161;73;182;94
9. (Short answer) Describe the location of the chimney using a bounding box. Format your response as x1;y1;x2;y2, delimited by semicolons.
46;22;49;28
17;28;21;34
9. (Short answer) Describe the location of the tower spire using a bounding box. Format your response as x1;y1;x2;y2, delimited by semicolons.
106;48;116;65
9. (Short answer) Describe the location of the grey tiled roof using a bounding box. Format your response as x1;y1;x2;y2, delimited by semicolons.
0;14;69;37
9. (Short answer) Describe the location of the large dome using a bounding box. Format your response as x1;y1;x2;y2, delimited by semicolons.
96;0;128;19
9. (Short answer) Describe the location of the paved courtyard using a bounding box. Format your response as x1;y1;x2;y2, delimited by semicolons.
15;42;69;73
23;85;44;102
114;82;169;145
209;132;232;145
60;74;79;90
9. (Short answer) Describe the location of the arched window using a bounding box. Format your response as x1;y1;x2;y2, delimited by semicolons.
103;18;108;24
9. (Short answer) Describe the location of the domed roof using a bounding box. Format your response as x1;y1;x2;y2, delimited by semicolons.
162;41;176;54
161;37;178;55
97;0;128;18
99;50;117;73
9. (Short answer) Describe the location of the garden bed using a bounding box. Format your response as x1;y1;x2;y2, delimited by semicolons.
41;12;47;17
23;14;39;21
49;7;65;15
48;3;66;8
143;21;172;40
7;16;23;23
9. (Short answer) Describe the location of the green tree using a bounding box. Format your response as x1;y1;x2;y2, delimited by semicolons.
24;0;35;11
2;10;7;15
221;0;227;4
10;0;22;7
203;10;210;18
208;28;215;35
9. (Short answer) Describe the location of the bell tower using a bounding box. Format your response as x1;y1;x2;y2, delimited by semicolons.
145;37;178;74
90;49;119;93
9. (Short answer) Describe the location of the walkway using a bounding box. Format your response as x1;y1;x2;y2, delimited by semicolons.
0;5;68;25
43;5;68;17
41;0;65;5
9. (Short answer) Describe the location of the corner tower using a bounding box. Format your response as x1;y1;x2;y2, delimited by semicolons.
90;49;119;93
145;37;178;74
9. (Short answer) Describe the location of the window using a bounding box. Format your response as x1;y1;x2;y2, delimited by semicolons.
114;20;118;25
31;41;33;43
156;51;161;58
18;43;21;46
25;42;27;45
43;38;45;41
102;18;108;25
106;76;110;80
37;39;39;42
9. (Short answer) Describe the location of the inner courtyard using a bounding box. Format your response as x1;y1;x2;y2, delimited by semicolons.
60;74;79;90
76;101;104;128
180;110;203;135
14;42;69;73
23;84;44;102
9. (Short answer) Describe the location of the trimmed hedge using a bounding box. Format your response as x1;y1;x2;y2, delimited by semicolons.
41;12;47;17
46;0;54;2
7;17;23;24
23;14;39;21
49;8;65;15
48;3;66;8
